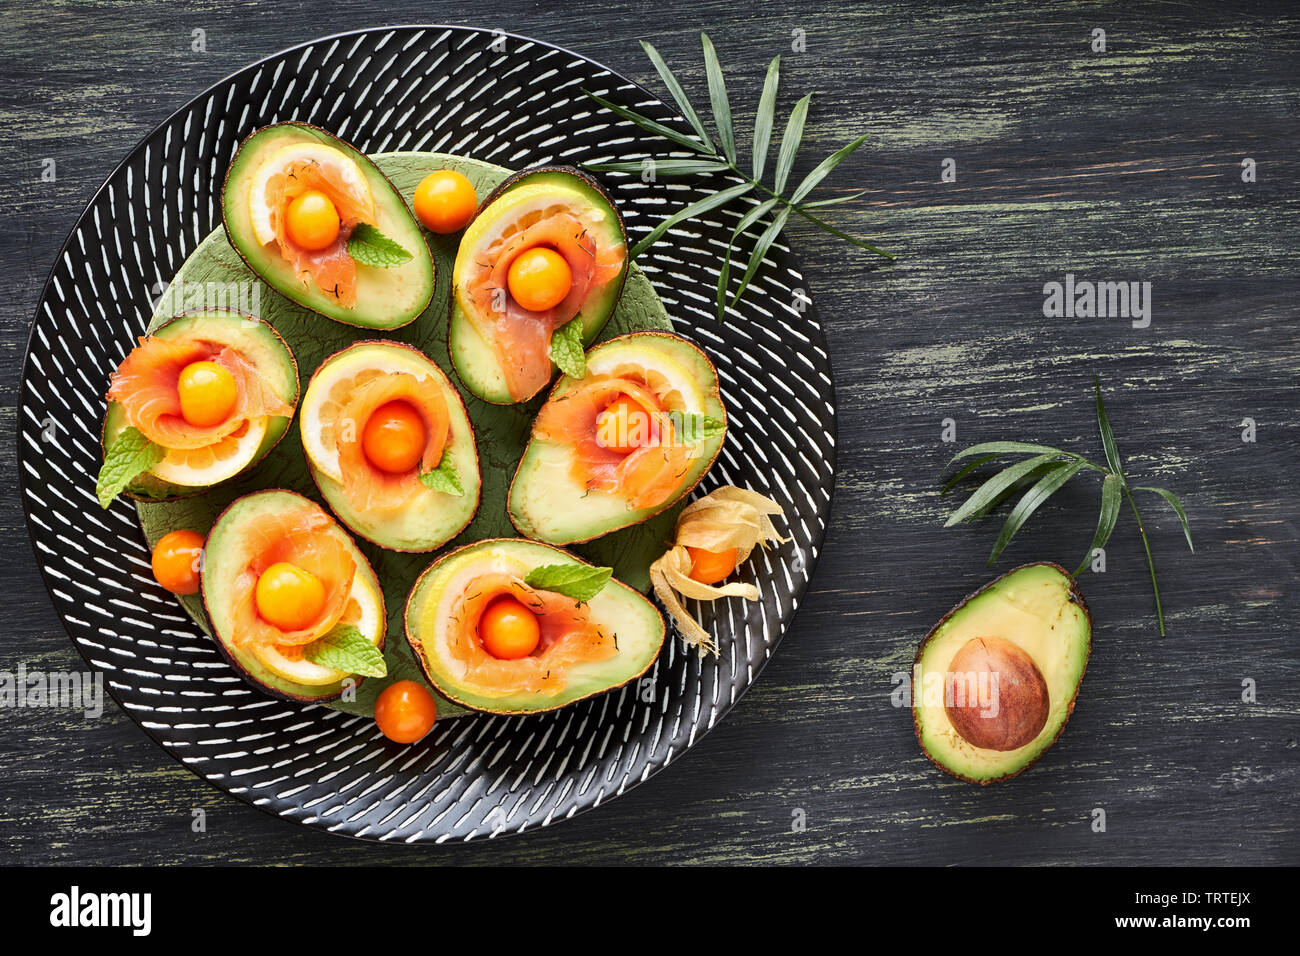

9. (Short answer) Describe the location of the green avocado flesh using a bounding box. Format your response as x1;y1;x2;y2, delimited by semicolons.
405;539;664;713
509;332;726;545
913;563;1091;784
304;341;481;552
201;490;385;701
102;310;298;501
222;123;435;330
134;150;676;721
449;167;629;404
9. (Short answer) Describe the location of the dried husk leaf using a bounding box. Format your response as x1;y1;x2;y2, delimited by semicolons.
649;486;788;655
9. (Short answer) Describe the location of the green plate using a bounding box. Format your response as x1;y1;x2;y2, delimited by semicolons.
136;151;676;719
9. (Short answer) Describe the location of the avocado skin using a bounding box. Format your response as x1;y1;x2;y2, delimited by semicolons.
448;165;630;405
912;562;1092;785
221;122;435;330
403;537;665;715
506;330;727;545
303;340;482;553
100;309;299;501
200;488;385;703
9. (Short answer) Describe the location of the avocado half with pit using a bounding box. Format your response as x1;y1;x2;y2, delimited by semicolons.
508;331;726;545
300;341;481;552
201;489;386;702
101;310;298;501
912;563;1091;784
448;166;629;404
222;122;435;330
404;538;664;714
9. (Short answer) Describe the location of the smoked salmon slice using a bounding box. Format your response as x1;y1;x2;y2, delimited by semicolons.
463;209;624;402
229;506;357;648
333;372;451;513
107;335;293;449
532;371;691;511
445;573;617;695
266;160;376;306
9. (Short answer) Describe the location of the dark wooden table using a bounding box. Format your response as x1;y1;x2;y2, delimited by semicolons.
2;0;1296;865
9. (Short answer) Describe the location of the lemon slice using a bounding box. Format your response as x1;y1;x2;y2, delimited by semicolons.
252;573;385;686
301;346;435;483
149;416;269;487
246;142;375;247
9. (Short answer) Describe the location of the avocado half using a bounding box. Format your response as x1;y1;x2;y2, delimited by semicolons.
404;538;664;714
222;122;435;330
508;331;727;545
201;489;387;702
912;562;1092;784
101;309;299;501
301;340;481;552
448;166;629;404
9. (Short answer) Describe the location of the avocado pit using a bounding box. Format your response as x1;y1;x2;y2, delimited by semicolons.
945;636;1049;751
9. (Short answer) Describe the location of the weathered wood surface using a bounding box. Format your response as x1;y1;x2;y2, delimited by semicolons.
1;0;1296;865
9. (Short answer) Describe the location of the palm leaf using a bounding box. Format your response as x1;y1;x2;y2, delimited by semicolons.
752;55;781;180
1094;376;1124;477
946;441;1074;466
941;453;997;495
1135;486;1194;551
638;41;715;150
945;453;1060;526
988;459;1085;565
701;34;735;164
1074;472;1124;575
790;134;869;204
629;181;754;259
717;198;780;319
773;93;811;194
584;91;712;155
966;459;1062;520
729;205;792;307
586;158;731;176
790;206;894;258
802;188;869;209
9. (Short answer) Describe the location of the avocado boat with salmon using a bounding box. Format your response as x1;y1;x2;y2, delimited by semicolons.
202;489;387;702
222;122;435;329
404;538;664;714
98;309;298;505
508;332;727;545
299;340;481;552
448;166;629;404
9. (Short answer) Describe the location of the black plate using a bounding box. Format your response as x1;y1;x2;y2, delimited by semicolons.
18;26;836;842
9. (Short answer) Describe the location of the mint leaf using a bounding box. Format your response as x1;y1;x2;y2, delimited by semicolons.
96;426;166;509
347;223;413;268
418;450;464;497
303;624;387;678
523;563;612;603
549;317;586;379
668;411;725;443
